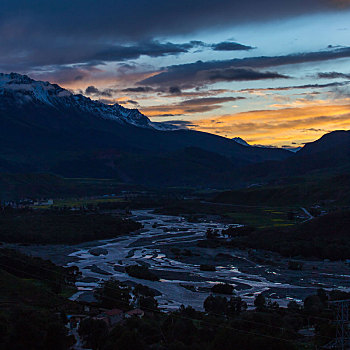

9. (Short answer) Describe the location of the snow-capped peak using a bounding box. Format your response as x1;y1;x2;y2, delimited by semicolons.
0;72;161;129
0;72;72;106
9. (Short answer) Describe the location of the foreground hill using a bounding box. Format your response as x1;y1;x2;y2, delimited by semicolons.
224;210;350;260
0;73;291;187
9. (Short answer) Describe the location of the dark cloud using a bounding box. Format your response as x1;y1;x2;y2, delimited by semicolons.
179;96;244;106
121;86;155;93
303;128;328;132
163;120;196;126
169;86;182;94
119;100;139;106
85;86;114;97
160;89;231;98
85;86;100;95
141;96;244;116
212;42;254;51
0;1;341;43
0;39;207;72
91;40;205;62
0;1;348;74
239;80;350;92
317;71;350;79
204;68;289;82
29;64;101;85
140;47;350;87
141;66;289;88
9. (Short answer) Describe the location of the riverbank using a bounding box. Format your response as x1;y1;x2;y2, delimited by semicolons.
6;209;350;311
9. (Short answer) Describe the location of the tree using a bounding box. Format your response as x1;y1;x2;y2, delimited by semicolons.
317;288;328;305
227;297;247;316
211;283;234;295
254;294;266;311
78;318;109;350
204;295;228;315
206;228;219;239
133;283;157;297
125;265;159;281
287;300;300;312
139;296;158;312
95;278;131;309
267;299;280;311
304;295;323;315
111;330;145;350
43;322;71;350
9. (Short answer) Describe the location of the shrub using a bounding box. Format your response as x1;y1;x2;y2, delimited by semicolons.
211;283;234;295
200;264;216;271
125;265;159;281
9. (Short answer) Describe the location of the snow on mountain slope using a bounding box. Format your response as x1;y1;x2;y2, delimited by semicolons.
0;72;167;130
232;137;250;147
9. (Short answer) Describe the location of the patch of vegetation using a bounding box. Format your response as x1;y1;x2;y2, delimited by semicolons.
134;283;161;297
154;199;301;229
77;287;348;350
200;264;216;271
211;283;234;295
125;265;160;281
0;248;80;293
226;210;350;260
95;278;131;309
0;249;80;350
0;173;145;201
213;173;350;206
0;209;142;244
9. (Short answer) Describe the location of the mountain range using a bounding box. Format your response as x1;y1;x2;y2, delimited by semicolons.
0;72;349;188
0;73;293;187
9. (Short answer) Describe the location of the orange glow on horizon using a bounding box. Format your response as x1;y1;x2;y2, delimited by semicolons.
189;104;350;146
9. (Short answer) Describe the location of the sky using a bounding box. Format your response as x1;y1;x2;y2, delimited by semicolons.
1;1;350;148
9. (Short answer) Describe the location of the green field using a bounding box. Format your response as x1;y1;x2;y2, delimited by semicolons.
222;207;299;228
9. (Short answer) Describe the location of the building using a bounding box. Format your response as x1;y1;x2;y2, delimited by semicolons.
102;309;124;326
125;309;144;319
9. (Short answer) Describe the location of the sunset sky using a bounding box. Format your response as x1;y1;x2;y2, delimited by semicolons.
1;1;350;147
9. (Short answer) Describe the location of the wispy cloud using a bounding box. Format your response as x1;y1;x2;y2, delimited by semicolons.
191;103;350;146
141;96;245;116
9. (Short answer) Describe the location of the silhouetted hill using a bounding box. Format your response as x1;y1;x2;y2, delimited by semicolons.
298;130;350;156
228;130;350;186
225;210;350;260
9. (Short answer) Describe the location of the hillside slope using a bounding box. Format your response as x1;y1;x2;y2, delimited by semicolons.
0;73;291;187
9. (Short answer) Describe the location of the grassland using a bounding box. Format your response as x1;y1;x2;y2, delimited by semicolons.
0;211;142;244
154;199;301;229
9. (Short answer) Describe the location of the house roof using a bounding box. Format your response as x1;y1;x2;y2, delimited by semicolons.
104;309;124;316
126;309;144;316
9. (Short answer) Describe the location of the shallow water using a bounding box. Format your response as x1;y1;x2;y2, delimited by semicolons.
67;209;350;310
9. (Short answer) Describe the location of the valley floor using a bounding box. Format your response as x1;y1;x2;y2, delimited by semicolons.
9;209;350;311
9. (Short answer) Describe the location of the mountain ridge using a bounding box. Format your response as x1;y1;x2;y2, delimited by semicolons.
0;72;298;187
0;72;157;129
